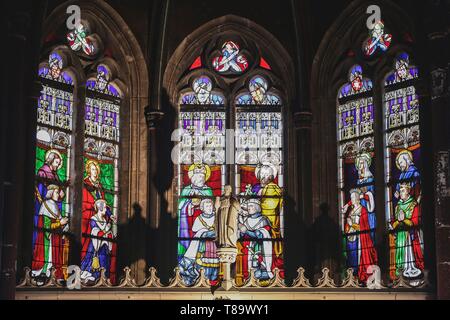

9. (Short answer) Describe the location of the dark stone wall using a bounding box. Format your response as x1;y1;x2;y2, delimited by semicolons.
2;0;449;299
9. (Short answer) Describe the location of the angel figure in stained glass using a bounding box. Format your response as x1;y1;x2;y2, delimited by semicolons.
364;20;392;56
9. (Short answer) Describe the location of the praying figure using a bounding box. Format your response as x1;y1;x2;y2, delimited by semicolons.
82;160;106;266
32;185;68;280
179;198;219;285
391;183;424;279
81;199;116;284
238;199;274;280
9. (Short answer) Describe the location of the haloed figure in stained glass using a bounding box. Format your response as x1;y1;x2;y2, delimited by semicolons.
80;199;116;283
33;149;68;281
178;164;213;255
179;198;219;285
37;149;62;181
395;150;421;201
32;184;68;279
238;199;273;280
237;76;281;105
355;153;376;239
342;188;378;282
391;183;424;278
181;76;224;105
253;163;283;257
81;159;112;281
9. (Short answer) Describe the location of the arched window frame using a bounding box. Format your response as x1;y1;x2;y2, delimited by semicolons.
167;30;292;287
26;0;148;287
310;1;433;288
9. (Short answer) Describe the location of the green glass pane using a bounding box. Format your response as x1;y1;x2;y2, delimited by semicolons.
100;162;114;192
104;192;114;209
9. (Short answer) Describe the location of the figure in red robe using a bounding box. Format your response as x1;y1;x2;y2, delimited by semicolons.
32;185;68;281
342;188;378;283
82;160;105;260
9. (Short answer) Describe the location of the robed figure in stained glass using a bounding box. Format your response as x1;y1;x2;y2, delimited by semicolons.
252;164;283;257
179;198;219;285
391;183;424;279
355;153;376;240
81;160;106;264
342;188;378;282
238;199;273;280
35;150;65;242
394;150;421;201
363;20;392;56
178;164;214;254
37;149;63;181
32;185;68;279
80;199;115;283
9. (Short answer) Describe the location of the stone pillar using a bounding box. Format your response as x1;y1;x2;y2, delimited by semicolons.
425;0;450;300
1;0;46;299
216;247;238;291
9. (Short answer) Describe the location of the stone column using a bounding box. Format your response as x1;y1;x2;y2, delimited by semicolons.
1;0;46;299
425;0;450;300
216;247;238;291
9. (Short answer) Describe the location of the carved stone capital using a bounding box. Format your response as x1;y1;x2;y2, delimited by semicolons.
293;111;312;129
144;106;164;129
217;247;238;263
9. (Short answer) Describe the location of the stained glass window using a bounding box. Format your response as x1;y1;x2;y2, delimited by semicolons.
363;20;392;57
177;76;226;286
81;63;122;285
337;65;378;283
177;36;285;287
384;53;424;281
235;75;284;285
212;41;248;74
180;76;225;105
235;76;281;105
32;52;74;284
66;22;98;56
189;56;202;70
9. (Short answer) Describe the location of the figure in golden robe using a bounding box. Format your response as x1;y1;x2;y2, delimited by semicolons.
253;163;283;257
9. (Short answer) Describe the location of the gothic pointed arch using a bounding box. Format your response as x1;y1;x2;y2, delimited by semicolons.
310;0;432;286
26;0;149;286
162;15;294;286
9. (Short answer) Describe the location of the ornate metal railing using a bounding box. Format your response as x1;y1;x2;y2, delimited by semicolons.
17;266;431;290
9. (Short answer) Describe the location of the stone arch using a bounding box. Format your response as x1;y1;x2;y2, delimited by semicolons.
160;14;296;283
163;14;294;106
310;0;417;220
41;0;149;223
